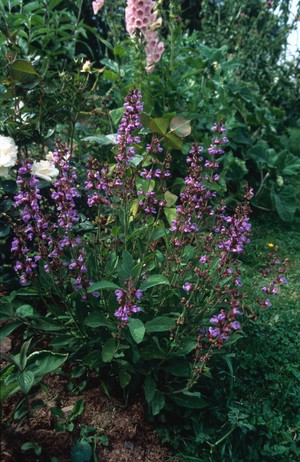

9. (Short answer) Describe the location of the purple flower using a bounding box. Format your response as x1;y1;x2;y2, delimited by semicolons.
183;282;193;292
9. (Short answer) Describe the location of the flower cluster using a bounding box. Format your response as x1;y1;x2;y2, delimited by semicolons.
169;137;222;246
12;160;44;285
125;0;164;73
12;146;90;292
207;309;242;348
112;88;144;196
85;158;111;208
257;244;288;309
0;135;18;177
115;280;143;322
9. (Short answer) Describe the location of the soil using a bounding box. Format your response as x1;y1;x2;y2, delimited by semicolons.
0;336;177;462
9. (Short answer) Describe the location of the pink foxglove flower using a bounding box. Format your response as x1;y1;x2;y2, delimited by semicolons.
125;0;164;73
92;0;105;15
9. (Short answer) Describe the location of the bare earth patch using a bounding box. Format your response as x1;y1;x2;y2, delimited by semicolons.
1;372;175;462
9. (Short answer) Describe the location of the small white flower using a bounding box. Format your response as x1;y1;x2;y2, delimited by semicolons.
81;60;92;73
0;136;18;177
31;160;59;182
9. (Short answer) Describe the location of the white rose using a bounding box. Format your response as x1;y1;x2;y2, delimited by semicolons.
31;160;59;182
0;136;18;177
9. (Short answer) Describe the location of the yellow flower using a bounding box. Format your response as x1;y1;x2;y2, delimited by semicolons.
267;243;274;248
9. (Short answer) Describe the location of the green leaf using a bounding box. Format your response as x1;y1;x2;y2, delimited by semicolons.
140;112;151;128
0;365;19;401
87;280;121;293
122;250;134;272
49;0;64;10
109;107;124;127
82;134;117;145
164;132;183;150
140;275;170;291
0;321;23;340
26;351;68;378
151;390;165;416
19;339;32;370
70;440;92;462
21;442;42;456
70;399;85;420
15;304;34;318
164;207;177;226
103;69;118;81
149;118;169;135
272;185;297;222
128;318;145;344
113;45;125;59
144;375;156;404
164;191;177;207
118;369;131;389
10;59;40;84
145;316;176;333
18;371;34;394
169;392;207;409
84;312;114;328
101;338;117;363
164;358;191;378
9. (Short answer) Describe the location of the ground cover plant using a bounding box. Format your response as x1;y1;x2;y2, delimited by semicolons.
0;0;299;461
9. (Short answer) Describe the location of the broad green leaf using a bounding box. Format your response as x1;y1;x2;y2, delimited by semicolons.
49;0;64;10
0;321;23;340
128;318;145;344
272;185;297;222
82;134;117;145
102;338;117;362
151;390;165;416
15;304;34;318
149;118;169;135
87;280;121;293
18;371;34;394
84;312;114;328
103;69;118;81
122;250;134;272
70;440;92;462
0;380;19;402
164;132;183;150
164;358;191;378
10;59;40;84
113;44;125;59
144;375;156;404
164;191;177;207
26;351;68;377
145;316;176;333
109;107;124;127
30;317;63;332
164;207;177;226
169;116;192;137
140;112;151;128
169;392;207;409
140;343;165;360
140;275;170;291
118;369;131;388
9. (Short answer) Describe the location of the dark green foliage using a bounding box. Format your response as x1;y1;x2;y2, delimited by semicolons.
159;309;300;462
